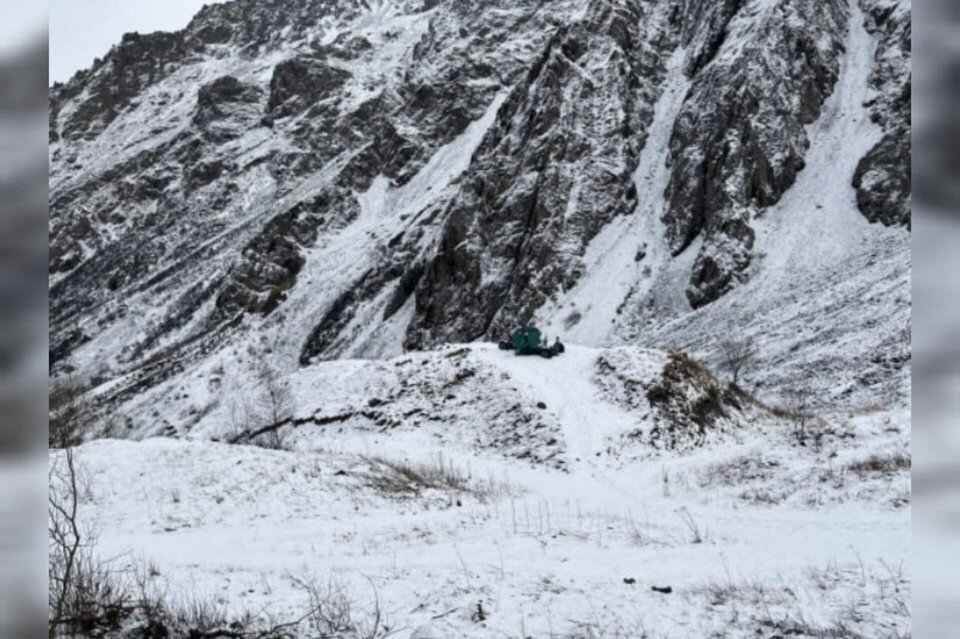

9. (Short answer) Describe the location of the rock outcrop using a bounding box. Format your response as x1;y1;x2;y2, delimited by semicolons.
664;0;848;307
406;0;669;347
853;0;911;227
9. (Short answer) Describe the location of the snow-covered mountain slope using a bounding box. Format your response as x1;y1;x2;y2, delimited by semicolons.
49;0;910;428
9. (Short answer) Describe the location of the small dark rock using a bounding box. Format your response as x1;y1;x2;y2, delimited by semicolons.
623;577;636;585
651;585;672;594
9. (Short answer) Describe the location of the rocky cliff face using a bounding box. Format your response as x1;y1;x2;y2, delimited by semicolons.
49;0;911;432
406;0;670;347
664;0;848;307
853;0;911;227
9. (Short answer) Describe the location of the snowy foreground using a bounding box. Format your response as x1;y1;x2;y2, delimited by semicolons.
59;344;910;638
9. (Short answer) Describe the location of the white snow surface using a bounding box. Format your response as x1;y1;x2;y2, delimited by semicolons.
59;343;910;637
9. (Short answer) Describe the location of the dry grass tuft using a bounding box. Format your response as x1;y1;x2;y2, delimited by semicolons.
360;454;493;498
848;452;911;476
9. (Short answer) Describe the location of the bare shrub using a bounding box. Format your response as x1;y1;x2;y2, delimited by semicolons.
225;388;254;441
49;447;83;634
49;546;380;638
782;383;816;447
49;450;387;638
249;357;295;449
738;487;786;505
221;355;295;447
255;357;293;420
626;512;666;547
698;453;780;488
49;448;133;637
676;507;706;544
717;338;757;384
293;576;387;639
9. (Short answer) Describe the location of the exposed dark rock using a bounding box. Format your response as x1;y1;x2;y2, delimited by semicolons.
216;189;359;318
679;0;745;75
854;0;911;227
383;262;425;320
664;0;848;307
194;76;264;142
52;31;192;142
853;129;911;226
406;0;667;348
266;57;351;119
196;76;262;122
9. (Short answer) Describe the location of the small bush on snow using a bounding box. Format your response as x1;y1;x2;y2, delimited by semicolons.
847;452;911;475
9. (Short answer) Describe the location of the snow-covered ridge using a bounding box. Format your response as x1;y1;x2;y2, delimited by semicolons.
158;344;757;469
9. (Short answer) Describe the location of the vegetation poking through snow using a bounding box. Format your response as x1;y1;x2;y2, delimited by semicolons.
717;337;758;384
596;347;760;454
292;576;390;639
687;559;910;639
49;447;393;638
360;454;489;499
848;452;912;476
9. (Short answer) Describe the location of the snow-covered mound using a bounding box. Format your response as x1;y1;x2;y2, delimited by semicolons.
596;348;761;454
131;343;763;470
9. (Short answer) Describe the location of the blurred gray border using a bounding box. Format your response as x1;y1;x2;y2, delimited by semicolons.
914;0;960;634
0;16;48;637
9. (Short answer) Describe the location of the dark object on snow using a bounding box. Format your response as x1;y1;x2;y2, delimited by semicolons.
651;585;672;594
623;577;637;585
471;601;486;622
498;326;565;358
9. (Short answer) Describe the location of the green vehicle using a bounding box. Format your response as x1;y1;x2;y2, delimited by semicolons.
498;326;565;358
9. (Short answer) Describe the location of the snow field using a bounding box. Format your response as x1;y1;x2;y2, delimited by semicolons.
59;343;910;638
